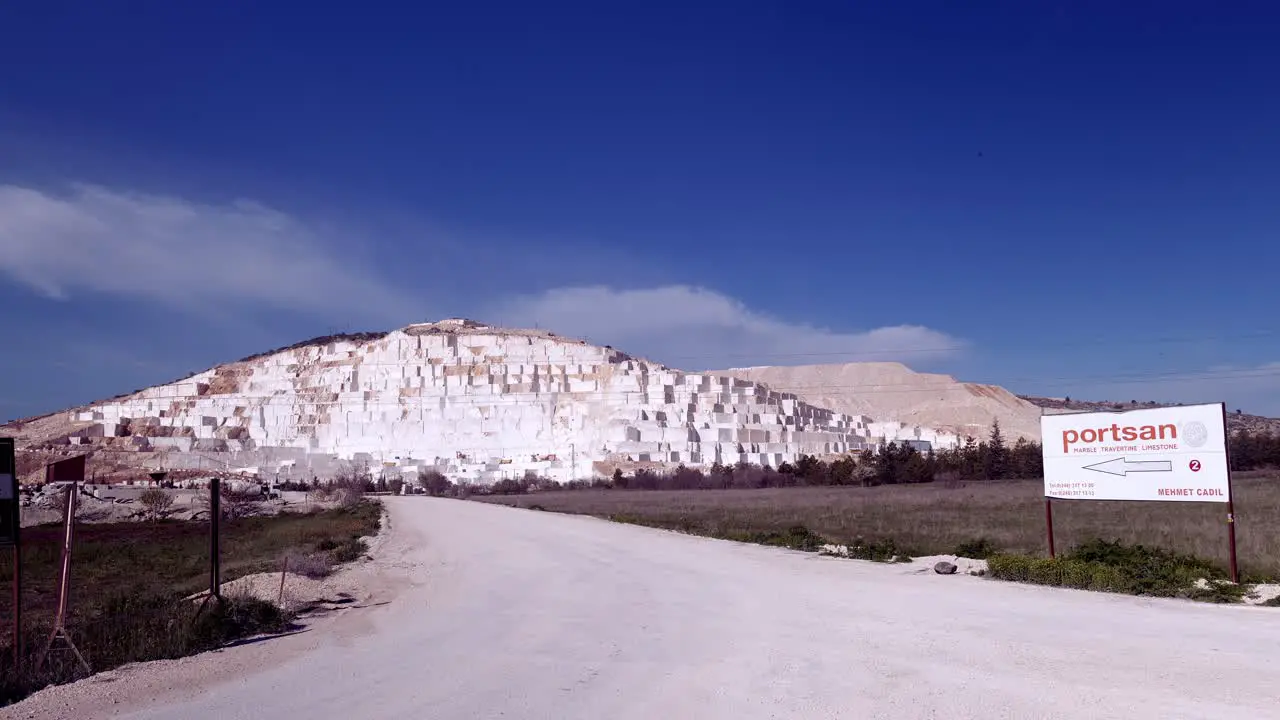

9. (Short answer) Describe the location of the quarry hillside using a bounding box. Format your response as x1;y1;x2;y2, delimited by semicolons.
6;319;1270;486
1;319;962;486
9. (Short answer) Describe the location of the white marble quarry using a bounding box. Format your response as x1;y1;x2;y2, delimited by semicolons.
866;421;963;451
67;319;952;484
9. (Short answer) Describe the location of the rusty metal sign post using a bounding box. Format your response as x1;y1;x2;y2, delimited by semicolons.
1041;402;1238;581
35;477;90;674
1;438;20;669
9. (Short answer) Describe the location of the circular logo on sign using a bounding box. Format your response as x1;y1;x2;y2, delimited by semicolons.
1190;459;1202;472
1182;421;1209;447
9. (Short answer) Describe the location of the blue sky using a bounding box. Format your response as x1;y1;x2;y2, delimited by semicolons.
2;1;1280;419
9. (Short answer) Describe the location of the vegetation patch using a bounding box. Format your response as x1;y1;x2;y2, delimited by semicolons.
986;539;1251;602
1;593;292;707
722;524;829;552
600;511;919;563
953;537;1000;560
0;500;382;707
477;476;1280;579
823;537;913;563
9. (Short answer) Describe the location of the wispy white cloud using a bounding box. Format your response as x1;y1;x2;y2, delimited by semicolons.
0;184;974;404
0;183;419;323
486;285;967;369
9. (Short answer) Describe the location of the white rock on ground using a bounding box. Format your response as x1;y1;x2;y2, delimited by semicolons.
8;497;1280;720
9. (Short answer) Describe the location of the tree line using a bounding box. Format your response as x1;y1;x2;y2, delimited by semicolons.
1226;429;1280;471
271;419;1277;498
430;419;1280;496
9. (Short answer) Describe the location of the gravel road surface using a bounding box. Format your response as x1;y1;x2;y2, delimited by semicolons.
8;497;1280;719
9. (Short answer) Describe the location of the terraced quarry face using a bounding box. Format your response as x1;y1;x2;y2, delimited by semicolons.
5;321;976;485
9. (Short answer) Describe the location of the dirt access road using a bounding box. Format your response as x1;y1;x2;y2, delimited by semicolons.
9;498;1280;720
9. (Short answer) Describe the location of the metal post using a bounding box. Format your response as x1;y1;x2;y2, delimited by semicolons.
1;438;20;668
11;543;20;668
1044;497;1056;559
53;483;75;628
36;481;89;674
210;478;222;600
278;556;289;607
1220;403;1240;583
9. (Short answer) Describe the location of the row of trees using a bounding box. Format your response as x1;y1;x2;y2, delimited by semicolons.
439;421;1037;495
1227;430;1280;471
268;420;1280;499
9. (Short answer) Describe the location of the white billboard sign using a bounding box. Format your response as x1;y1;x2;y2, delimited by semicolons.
1040;402;1229;502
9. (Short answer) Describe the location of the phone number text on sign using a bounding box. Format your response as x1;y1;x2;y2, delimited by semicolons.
1047;481;1096;498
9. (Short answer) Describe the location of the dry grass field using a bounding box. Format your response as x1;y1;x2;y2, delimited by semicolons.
478;474;1280;579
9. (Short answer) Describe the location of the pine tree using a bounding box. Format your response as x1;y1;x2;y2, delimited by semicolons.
960;436;980;479
985;419;1008;480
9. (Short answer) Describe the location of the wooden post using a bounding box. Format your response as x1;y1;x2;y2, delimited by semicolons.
278;556;289;607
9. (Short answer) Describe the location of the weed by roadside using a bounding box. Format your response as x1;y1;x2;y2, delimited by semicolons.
953;537;999;559
0;499;382;707
986;539;1251;602
723;525;828;552
604;513;920;563
832;537;913;563
0;593;292;707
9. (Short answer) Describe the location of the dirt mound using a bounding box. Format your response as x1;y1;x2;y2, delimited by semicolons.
714;362;1044;441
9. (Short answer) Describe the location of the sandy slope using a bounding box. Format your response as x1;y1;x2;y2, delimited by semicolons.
716;362;1044;441
8;498;1280;720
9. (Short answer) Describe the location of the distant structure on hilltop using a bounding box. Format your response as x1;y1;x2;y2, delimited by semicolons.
2;319;967;485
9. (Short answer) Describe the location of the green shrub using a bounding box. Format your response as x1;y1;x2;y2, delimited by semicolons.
841;536;912;563
987;539;1246;602
329;538;368;563
724;524;829;552
954;537;999;559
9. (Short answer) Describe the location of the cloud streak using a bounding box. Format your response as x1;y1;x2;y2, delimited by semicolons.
0;183;418;323
486;285;967;369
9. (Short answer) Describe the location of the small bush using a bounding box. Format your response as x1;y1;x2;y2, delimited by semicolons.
329;538;368;563
725;524;829;552
954;537;999;559
1261;595;1280;607
1187;580;1251;604
843;537;912;563
190;596;292;648
138;488;175;519
285;551;334;579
